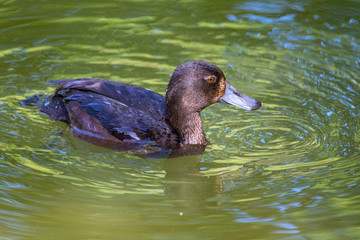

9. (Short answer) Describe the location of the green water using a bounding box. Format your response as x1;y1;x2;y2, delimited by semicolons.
1;0;360;239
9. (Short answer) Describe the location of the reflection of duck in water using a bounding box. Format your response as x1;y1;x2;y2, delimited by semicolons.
23;61;261;152
164;154;223;210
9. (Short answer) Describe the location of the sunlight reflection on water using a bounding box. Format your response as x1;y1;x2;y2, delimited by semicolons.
0;0;360;239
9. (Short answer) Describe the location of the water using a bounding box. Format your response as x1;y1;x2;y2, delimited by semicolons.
1;0;360;239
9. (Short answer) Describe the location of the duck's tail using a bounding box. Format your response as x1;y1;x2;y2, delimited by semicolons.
20;94;70;123
20;94;44;107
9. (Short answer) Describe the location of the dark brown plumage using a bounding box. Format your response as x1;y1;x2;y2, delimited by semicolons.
24;61;261;153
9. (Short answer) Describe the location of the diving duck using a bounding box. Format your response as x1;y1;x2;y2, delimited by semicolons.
28;61;261;151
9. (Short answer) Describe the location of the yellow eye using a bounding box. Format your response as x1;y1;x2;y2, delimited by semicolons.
207;76;216;83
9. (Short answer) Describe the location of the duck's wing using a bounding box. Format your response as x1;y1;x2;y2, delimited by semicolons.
47;78;168;122
42;79;178;149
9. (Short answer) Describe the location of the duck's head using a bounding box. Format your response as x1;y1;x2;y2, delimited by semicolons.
165;60;261;144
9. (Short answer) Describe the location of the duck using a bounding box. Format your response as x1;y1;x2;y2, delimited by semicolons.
29;60;261;151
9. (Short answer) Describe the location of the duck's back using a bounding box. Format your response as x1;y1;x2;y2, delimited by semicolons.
40;79;180;149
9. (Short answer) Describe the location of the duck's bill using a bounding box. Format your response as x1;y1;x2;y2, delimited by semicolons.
218;82;261;111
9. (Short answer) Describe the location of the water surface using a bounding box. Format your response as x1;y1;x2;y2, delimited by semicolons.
1;0;360;239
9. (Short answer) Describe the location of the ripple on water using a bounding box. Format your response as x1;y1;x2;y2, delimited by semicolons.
206;53;359;171
209;110;329;162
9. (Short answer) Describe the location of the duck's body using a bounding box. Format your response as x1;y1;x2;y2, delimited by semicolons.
29;61;261;152
42;78;179;149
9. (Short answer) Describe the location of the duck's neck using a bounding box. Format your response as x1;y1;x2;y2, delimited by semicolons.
170;111;207;145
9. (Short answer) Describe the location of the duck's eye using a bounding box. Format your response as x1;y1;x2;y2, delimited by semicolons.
207;76;216;83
